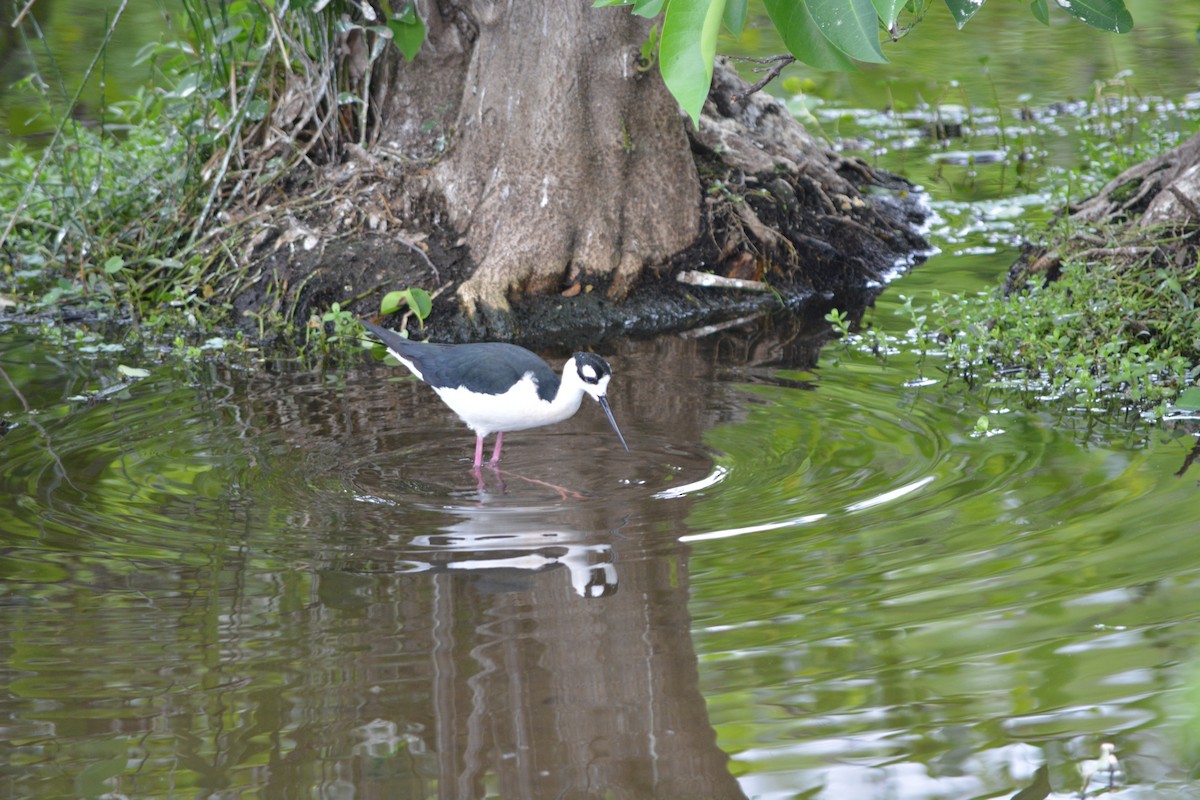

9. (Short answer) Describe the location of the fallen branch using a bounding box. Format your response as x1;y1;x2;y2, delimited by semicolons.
677;270;771;292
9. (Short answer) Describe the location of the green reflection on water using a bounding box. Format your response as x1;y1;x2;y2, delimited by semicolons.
684;324;1200;794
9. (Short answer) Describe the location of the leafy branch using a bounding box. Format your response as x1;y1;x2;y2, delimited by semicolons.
596;0;1134;126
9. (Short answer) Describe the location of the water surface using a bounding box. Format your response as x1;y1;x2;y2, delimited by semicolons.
4;2;1200;798
3;301;1200;798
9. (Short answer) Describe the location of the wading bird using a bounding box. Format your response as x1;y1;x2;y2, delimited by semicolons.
361;320;629;470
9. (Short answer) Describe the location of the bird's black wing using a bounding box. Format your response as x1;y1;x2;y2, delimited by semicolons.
361;320;559;402
420;343;560;402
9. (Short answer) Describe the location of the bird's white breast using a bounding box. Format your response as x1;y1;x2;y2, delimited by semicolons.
433;372;584;437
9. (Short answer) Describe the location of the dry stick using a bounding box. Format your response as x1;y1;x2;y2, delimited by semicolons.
10;0;38;27
729;54;796;99
398;236;441;281
0;0;131;252
1175;437;1200;479
373;190;442;281
188;53;269;248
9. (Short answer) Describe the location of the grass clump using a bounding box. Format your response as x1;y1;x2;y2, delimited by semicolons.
0;0;411;343
0;109;208;317
837;230;1200;423
936;249;1198;419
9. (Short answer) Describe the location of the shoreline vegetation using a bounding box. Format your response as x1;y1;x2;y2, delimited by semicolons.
1;1;1197;426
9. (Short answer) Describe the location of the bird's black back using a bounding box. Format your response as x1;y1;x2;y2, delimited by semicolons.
362;320;560;402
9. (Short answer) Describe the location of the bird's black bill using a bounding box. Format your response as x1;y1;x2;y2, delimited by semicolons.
598;396;629;452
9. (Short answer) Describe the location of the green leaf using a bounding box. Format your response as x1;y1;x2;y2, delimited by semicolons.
214;25;245;46
762;0;856;71
117;364;151;379
723;0;748;35
1054;0;1132;33
380;288;433;321
944;0;986;29
381;290;406;316
407;287;433;321
146;257;184;270
245;98;270;120
387;3;425;63
660;0;727;128
1029;0;1050;26
369;25;393;61
633;0;669;16
870;0;906;29
806;0;886;63
104;256;125;275
640;22;661;65
1176;387;1200;411
595;0;668;16
165;73;201;100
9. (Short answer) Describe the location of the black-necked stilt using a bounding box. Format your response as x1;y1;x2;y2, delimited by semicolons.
361;320;629;469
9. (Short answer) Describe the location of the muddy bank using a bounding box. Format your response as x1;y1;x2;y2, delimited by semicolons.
231;156;928;350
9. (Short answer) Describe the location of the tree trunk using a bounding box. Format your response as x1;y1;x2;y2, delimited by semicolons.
379;1;700;333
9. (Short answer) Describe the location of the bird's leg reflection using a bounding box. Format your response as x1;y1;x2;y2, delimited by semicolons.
495;468;584;500
471;461;507;494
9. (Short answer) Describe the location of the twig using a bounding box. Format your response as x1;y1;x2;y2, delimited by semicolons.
680;312;768;338
1175;437;1200;479
728;54;796;99
188;53;269;247
398;235;440;281
1074;246;1156;262
11;0;37;27
373;190;441;280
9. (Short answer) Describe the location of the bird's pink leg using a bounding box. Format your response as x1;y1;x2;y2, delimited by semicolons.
473;436;485;470
489;432;504;465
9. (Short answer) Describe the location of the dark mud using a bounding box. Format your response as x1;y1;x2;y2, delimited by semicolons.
234;161;928;350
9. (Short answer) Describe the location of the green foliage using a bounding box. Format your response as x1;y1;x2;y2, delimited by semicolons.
824;307;851;339
839;244;1200;422
943;0;985;29
1029;0;1051;26
659;0;727;125
870;0;906;29
762;0;854;72
1;0;428;340
795;0;885;65
604;0;1134;125
380;287;432;327
0;95;213;317
1177;387;1200;411
1052;0;1133;32
387;1;427;62
306;302;359;354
